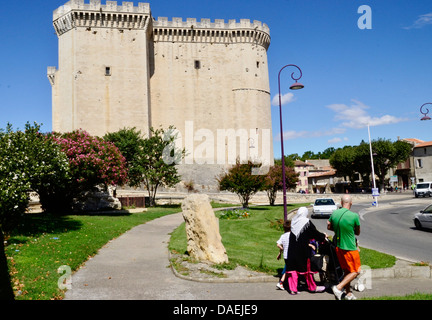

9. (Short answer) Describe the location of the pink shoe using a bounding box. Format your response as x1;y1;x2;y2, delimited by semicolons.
312;286;326;293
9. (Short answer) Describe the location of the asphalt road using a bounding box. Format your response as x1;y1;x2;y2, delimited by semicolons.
309;194;432;263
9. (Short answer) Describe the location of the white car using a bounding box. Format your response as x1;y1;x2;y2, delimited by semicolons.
312;198;338;218
414;204;432;230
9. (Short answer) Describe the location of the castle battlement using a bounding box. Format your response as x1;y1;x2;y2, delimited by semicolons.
52;1;270;48
54;0;150;20
153;17;270;48
53;0;151;36
153;17;270;34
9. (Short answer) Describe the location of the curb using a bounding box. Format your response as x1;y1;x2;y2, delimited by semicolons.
371;259;432;279
169;252;432;284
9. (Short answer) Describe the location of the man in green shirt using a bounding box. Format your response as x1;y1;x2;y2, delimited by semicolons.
327;194;361;300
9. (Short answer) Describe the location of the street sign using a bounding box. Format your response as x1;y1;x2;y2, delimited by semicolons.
372;188;379;197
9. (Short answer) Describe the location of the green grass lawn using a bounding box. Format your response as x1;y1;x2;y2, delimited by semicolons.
169;204;396;274
5;206;181;300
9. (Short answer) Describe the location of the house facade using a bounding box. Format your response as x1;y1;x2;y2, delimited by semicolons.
413;141;432;183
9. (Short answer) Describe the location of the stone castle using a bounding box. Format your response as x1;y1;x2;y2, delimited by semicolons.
48;0;274;190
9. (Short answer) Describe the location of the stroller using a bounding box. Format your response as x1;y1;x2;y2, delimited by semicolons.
309;238;344;285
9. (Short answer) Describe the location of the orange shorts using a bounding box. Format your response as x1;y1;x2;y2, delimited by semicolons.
336;247;361;273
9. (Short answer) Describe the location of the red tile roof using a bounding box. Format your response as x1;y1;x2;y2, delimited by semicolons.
414;141;432;148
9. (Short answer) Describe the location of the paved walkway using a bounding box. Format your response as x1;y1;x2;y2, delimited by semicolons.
64;212;432;300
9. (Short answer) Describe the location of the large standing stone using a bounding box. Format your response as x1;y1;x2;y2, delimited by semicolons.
181;194;229;264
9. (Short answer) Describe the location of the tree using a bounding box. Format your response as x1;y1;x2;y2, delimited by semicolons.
0;122;73;299
352;141;373;188
301;150;316;161
128;126;185;207
370;139;412;191
263;164;299;206
330;139;412;191
218;159;266;208
50;129;128;212
0;124;31;300
104;127;144;184
23;128;71;214
321;147;336;159
329;146;358;183
274;154;297;167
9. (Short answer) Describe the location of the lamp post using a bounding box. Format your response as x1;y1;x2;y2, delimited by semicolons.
368;124;378;207
420;103;432;121
278;64;304;221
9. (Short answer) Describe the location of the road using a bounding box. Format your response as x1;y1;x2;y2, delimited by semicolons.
309;194;432;263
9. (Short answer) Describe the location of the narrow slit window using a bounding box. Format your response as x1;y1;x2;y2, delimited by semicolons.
194;60;201;69
105;67;111;76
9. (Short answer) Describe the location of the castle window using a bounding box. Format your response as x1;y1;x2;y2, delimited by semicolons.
256;61;260;68
105;67;111;76
194;60;201;69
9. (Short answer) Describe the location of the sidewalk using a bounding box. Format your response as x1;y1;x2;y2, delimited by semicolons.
64;212;432;300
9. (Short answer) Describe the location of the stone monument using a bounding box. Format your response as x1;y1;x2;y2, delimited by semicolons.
181;194;229;264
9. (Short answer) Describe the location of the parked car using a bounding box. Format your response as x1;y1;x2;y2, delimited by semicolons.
414;204;432;230
414;182;432;198
312;198;338;218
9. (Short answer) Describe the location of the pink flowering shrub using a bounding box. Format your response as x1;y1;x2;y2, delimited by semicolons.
53;130;128;190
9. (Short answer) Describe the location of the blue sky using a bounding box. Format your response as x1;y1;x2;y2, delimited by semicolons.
0;0;431;159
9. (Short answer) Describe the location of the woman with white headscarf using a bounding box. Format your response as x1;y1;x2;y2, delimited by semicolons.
285;207;327;294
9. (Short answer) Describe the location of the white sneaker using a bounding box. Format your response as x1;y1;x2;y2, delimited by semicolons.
332;285;344;300
276;282;284;290
345;293;357;300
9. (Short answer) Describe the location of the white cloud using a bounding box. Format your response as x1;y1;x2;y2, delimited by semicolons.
271;92;295;106
404;12;432;29
274;99;407;144
275;127;346;141
326;99;408;129
328;137;349;144
328;137;342;144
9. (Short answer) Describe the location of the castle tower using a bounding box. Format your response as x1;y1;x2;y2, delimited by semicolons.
49;1;273;190
49;0;153;136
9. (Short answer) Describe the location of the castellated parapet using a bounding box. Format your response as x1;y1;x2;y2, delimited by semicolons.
53;0;151;35
153;17;270;49
48;1;274;190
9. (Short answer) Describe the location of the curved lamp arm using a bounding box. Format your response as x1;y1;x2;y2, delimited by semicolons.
420;103;432;121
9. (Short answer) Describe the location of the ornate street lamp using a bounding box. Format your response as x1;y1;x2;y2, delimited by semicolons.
420;103;432;121
278;64;304;221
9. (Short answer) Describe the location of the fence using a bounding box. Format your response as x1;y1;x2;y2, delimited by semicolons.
118;196;147;208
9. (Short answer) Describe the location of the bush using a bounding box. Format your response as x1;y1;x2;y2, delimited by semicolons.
263;164;298;206
49;130;128;212
0;124;32;233
217;209;251;220
218;159;266;208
